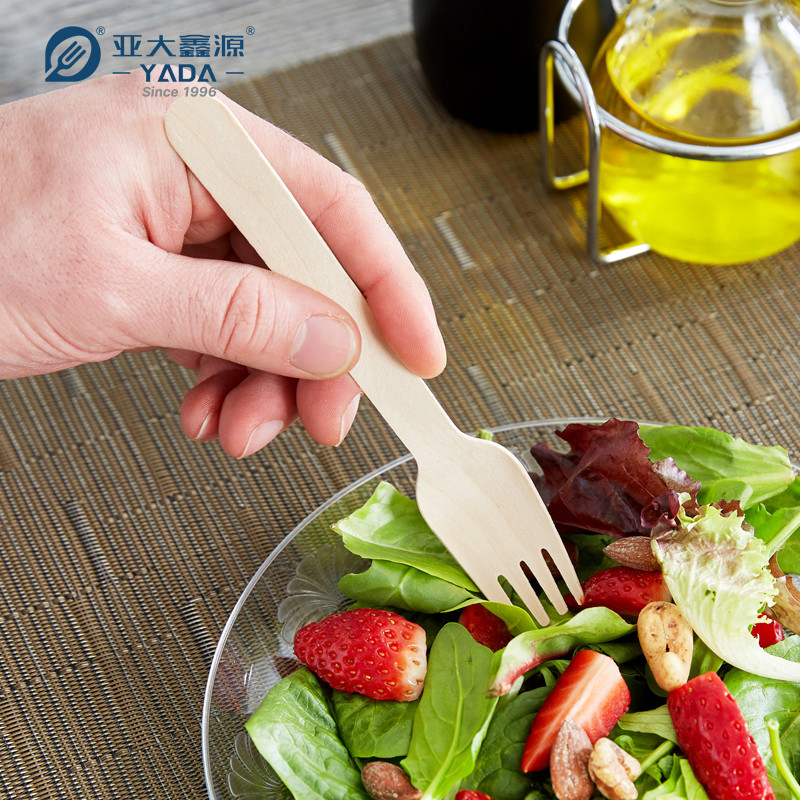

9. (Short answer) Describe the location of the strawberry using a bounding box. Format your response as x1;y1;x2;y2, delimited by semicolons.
566;566;671;618
521;649;631;772
667;672;774;800
455;792;494;800
293;608;427;701
751;613;785;648
458;604;513;652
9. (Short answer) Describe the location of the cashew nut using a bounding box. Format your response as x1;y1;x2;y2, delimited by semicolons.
588;738;642;800
637;600;693;692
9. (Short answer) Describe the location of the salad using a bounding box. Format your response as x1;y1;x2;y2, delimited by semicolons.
244;419;800;800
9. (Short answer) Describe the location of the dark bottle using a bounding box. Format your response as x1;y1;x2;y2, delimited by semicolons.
412;0;615;132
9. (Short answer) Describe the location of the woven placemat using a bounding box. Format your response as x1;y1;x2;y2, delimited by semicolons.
4;31;800;800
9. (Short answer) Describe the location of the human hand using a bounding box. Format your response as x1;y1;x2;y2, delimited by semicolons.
0;73;446;456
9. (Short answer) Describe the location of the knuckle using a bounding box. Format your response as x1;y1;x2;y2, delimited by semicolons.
210;271;276;361
310;168;372;228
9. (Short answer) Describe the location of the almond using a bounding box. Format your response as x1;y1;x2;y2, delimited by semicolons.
361;761;422;800
550;719;594;800
603;537;660;572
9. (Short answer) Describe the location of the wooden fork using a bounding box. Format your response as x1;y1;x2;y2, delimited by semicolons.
164;97;583;625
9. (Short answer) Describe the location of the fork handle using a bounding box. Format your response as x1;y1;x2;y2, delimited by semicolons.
164;97;461;457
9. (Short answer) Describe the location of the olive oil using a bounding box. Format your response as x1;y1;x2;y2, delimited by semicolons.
589;7;800;265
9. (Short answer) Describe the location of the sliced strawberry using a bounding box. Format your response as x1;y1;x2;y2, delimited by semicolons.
455;792;494;800
566;566;671;618
521;649;631;772
458;604;512;652
293;608;427;701
751;613;785;648
667;672;774;800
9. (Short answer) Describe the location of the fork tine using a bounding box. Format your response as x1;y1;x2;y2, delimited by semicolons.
502;566;550;626
472;569;550;626
544;544;584;605
523;552;567;616
479;578;517;607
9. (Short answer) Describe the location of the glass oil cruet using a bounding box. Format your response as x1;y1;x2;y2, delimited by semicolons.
541;0;800;265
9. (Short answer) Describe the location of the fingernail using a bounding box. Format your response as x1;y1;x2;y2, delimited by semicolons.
239;419;284;458
337;393;362;446
194;411;216;441
290;315;357;377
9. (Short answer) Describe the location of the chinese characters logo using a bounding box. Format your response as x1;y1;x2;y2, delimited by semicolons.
45;26;253;84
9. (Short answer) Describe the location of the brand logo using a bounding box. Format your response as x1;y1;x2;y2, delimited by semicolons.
44;25;254;90
45;26;101;82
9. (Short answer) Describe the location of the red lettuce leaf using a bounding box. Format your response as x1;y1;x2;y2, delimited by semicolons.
530;419;700;538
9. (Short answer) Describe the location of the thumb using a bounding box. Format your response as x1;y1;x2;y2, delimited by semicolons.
129;246;361;379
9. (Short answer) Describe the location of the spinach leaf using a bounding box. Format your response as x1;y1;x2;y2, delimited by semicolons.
332;690;418;759
594;634;647;665
334;482;477;590
401;623;499;799
725;636;800;797
689;637;724;679
338;559;477;614
639;425;794;508
464;688;549;800
567;532;619;580
245;668;369;800
523;787;557;800
482;600;541;635
763;477;800;511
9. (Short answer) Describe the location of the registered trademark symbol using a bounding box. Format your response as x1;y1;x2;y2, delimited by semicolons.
246;26;255;35
96;26;105;35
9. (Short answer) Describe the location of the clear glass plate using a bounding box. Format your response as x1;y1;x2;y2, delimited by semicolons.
201;416;670;800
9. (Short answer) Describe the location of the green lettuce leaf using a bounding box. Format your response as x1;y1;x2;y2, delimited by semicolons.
639;755;710;800
401;623;499;800
639;425;794;508
654;504;800;681
616;705;678;744
245;668;369;800
333;482;477;590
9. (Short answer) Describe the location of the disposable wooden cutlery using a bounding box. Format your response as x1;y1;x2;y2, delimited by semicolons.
164;96;583;625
